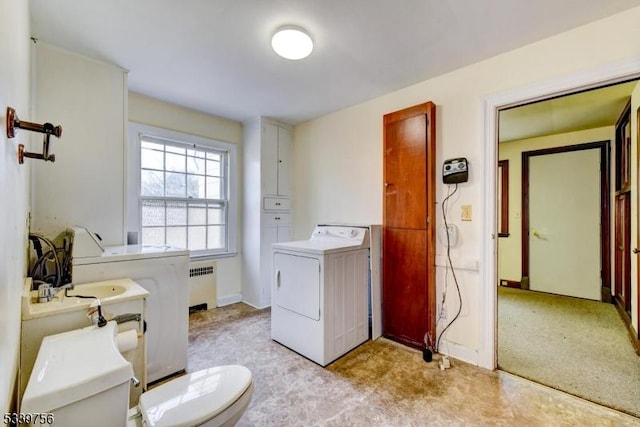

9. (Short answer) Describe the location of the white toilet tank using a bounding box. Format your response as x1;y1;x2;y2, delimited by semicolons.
21;322;133;427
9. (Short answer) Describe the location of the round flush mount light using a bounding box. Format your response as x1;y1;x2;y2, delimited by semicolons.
271;26;313;60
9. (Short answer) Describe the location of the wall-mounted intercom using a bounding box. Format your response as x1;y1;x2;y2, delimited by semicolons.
442;157;469;184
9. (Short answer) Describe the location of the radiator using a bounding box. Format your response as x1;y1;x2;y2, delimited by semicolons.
188;260;217;311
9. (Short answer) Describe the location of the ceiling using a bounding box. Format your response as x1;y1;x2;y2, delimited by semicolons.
29;0;640;125
499;80;638;142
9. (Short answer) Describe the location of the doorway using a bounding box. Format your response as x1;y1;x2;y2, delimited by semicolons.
495;81;640;417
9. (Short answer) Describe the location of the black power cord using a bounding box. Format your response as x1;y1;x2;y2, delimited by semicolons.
65;289;107;327
436;183;463;353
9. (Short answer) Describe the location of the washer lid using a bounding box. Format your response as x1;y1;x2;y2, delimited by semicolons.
21;322;132;413
72;244;190;265
140;365;252;427
273;225;370;254
272;238;364;254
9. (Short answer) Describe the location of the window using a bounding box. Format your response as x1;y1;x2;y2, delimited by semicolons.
128;123;237;258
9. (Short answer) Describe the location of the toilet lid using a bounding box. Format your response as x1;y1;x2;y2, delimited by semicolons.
140;365;252;427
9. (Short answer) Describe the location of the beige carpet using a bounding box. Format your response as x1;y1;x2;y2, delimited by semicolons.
498;286;640;418
187;302;639;426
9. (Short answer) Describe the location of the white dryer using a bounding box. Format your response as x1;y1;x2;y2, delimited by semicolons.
70;227;189;383
271;225;370;366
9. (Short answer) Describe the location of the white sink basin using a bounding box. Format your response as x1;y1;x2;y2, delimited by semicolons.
22;278;149;320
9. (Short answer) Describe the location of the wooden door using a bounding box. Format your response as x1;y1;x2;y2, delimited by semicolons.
382;102;436;349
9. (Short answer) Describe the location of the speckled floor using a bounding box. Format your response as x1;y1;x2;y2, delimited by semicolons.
188;303;640;426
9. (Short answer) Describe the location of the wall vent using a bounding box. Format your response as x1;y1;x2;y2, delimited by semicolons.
190;265;214;277
188;260;217;310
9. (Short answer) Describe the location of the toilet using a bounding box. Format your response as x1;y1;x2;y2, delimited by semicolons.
21;322;253;427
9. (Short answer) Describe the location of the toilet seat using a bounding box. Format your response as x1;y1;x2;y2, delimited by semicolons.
139;365;253;427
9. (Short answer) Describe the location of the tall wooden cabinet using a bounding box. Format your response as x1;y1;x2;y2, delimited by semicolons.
382;102;436;349
242;117;293;308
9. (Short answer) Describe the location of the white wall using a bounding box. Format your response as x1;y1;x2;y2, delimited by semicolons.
293;7;640;364
31;43;127;245
498;127;615;283
128;93;244;302
0;0;31;411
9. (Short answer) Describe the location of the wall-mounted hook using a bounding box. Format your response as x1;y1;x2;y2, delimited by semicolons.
6;106;62;164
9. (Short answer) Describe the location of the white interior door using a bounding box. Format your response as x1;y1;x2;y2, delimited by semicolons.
529;148;601;300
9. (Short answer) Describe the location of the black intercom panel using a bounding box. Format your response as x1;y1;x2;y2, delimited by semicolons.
442;157;469;184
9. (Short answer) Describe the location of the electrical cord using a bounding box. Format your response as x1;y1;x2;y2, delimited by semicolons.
436;183;463;353
65;289;108;327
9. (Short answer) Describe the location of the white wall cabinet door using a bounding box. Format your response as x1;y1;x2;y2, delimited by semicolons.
277;126;292;197
262;123;292;197
262;123;279;196
277;226;292;242
261;224;292;305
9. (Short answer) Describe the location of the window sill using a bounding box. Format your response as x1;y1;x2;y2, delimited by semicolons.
190;252;238;262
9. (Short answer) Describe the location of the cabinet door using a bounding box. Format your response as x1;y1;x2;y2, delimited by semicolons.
262;123;279;196
261;226;279;304
382;227;428;348
277;225;292;242
277;126;292;197
384;113;427;229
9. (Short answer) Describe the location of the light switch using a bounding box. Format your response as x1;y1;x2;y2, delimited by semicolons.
461;205;472;221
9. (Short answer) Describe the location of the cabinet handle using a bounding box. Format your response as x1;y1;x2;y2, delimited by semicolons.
276;270;281;288
275;217;280;220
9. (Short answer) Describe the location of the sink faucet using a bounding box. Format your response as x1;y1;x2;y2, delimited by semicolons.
36;282;74;303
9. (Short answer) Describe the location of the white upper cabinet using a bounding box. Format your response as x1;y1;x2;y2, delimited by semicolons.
262;123;292;197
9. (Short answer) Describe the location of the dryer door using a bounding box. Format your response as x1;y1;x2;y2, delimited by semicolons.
273;252;320;320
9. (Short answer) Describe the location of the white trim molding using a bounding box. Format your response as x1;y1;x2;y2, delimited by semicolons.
217;293;243;307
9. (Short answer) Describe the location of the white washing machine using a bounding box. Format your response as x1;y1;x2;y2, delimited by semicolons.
70;227;189;383
271;225;370;366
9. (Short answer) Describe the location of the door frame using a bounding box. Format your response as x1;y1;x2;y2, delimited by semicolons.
521;142;610;299
480;59;640;370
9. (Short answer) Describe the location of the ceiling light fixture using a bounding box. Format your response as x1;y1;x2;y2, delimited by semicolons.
271;26;313;60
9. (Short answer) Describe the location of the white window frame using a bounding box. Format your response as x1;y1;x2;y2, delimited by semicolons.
127;122;238;259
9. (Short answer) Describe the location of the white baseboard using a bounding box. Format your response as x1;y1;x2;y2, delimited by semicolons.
437;340;479;366
217;293;242;307
241;299;270;310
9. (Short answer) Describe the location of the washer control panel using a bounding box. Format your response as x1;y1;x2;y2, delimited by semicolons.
311;225;368;246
